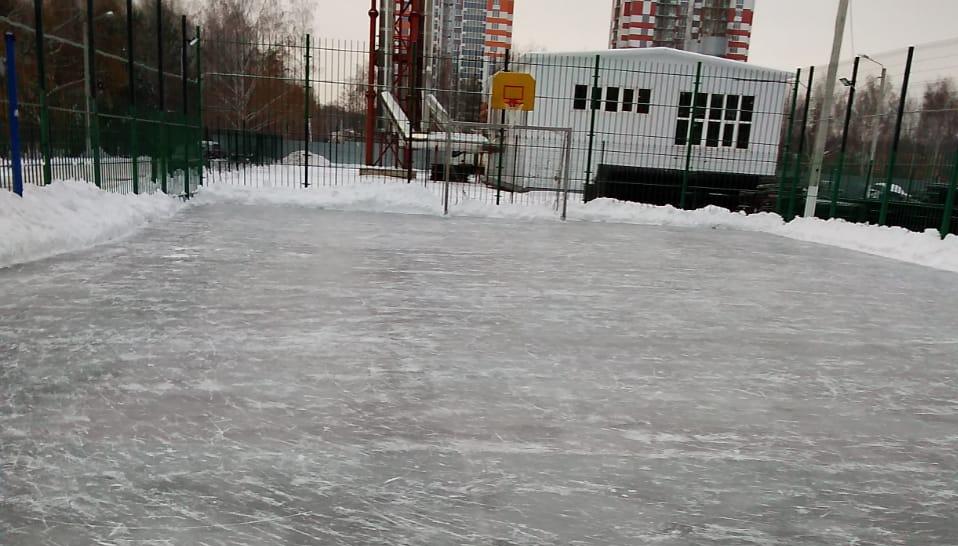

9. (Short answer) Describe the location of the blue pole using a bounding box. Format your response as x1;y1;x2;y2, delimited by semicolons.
5;33;24;197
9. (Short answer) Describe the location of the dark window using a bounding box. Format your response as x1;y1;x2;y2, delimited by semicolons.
622;89;635;112
605;87;620;112
678;92;693;118
709;94;724;119
573;84;588;110
706;121;722;147
591;86;602;110
722;124;735;147
637;88;652;114
675;119;689;145
690;120;704;146
725;95;739;121
694;93;708;119
736;124;751;149
740;96;755;122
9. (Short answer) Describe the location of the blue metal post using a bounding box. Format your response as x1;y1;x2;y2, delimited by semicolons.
5;33;24;197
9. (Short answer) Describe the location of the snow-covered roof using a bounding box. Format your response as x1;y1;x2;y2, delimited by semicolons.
518;47;790;78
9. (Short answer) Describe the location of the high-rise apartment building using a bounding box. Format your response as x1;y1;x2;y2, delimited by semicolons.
609;0;754;61
380;0;515;119
429;0;515;84
382;1;515;87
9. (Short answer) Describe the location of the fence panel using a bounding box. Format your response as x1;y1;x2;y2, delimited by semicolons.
1;2;201;198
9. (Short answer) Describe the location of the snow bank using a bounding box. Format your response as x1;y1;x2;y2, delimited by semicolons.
198;181;958;274
280;151;332;167
0;181;182;268
568;198;958;272
194;181;444;216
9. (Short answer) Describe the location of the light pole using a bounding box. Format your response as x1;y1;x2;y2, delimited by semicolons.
82;10;115;158
803;0;850;218
861;54;888;197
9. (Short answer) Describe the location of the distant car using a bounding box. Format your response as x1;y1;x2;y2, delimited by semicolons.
867;182;910;201
202;141;224;161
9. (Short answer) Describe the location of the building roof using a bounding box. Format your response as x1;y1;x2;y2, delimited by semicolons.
518;47;791;78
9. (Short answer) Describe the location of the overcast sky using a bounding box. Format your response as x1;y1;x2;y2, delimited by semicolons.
314;0;958;71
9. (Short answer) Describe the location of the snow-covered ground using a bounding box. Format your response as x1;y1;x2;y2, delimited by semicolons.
0;181;182;269
1;204;956;544
199;166;958;274
2;165;956;274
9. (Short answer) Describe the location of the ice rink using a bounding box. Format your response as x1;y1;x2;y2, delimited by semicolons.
1;203;956;544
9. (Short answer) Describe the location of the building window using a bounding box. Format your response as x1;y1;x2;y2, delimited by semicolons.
675;119;690;146
605;87;620;112
678;92;692;119
573;84;588;110
740;95;755;122
736;123;751;149
706;121;721;147
725;95;739;121
622;89;635;112
722;124;735;147
675;92;755;149
637;88;652;114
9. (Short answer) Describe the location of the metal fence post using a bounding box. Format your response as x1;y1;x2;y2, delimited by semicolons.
880;46;914;226
33;0;52;186
562;128;572;221
86;0;102;188
584;54;600;202
5;33;24;197
443;130;452;215
180;15;190;199
830;56;860;219
303;33;311;188
941;149;958;239
778;68;801;216
157;0;167;193
196;25;203;188
494;49;511;206
788;66;815;221
681;61;703;210
127;0;138;194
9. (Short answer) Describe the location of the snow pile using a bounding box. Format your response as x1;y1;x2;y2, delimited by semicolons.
199;180;958;273
0;181;182;268
195;180;444;217
280;151;332;167
776;217;958;272
569;198;958;272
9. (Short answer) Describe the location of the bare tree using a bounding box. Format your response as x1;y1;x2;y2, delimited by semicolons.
200;0;314;132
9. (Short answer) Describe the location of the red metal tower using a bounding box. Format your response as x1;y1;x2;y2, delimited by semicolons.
368;0;427;171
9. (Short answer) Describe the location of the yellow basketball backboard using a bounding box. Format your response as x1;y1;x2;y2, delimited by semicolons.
491;72;536;112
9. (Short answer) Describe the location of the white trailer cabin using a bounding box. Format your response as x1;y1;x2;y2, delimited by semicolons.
493;48;793;206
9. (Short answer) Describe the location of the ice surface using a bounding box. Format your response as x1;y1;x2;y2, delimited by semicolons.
1;203;957;544
199;175;958;274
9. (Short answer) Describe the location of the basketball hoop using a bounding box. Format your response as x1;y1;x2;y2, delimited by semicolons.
491;72;537;112
504;97;524;109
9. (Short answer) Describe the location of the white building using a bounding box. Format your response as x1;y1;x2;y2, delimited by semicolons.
495;47;792;204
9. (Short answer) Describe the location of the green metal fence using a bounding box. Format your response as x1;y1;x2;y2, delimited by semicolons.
3;3;957;238
780;40;958;238
1;0;202;197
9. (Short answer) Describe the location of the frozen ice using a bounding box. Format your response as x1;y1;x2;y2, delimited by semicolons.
1;201;957;544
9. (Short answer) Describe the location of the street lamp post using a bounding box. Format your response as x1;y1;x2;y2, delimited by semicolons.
861;54;888;197
82;10;115;158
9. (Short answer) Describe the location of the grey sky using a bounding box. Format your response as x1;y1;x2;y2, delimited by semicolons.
315;0;958;71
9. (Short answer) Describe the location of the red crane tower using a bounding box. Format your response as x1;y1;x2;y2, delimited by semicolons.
366;0;427;172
